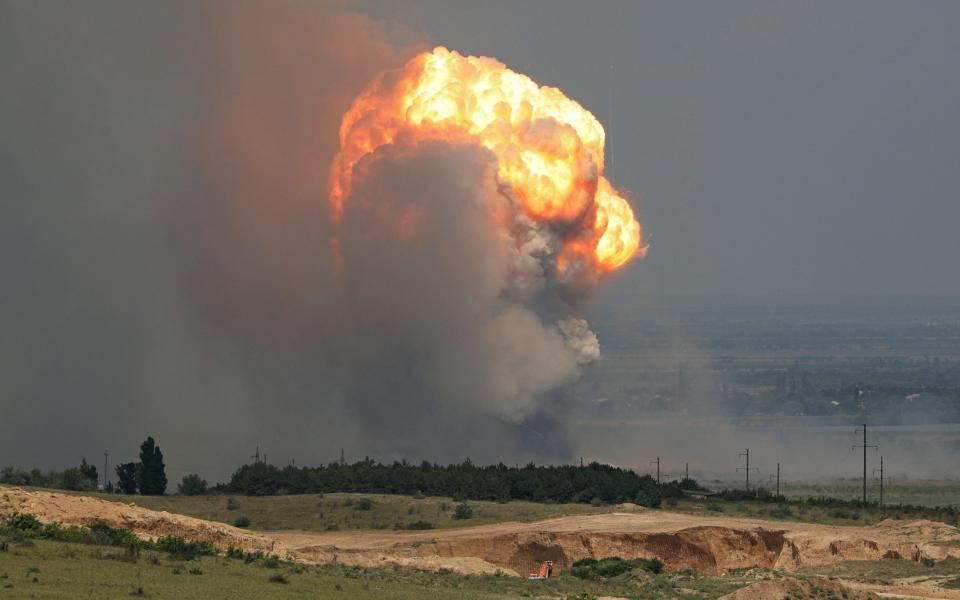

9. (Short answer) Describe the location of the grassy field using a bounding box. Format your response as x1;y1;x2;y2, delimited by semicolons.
780;479;960;507
73;491;614;532
35;486;959;532
664;496;958;527
0;538;747;599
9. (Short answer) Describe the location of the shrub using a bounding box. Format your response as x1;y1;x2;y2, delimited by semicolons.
355;498;374;511
402;520;434;530
571;556;662;580
233;516;251;528
269;573;289;584
7;513;42;534
261;555;281;568
226;498;240;511
153;536;216;560
452;502;473;520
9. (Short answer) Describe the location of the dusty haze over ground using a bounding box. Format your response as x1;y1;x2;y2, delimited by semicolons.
2;1;958;484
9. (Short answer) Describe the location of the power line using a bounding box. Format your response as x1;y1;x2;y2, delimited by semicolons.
853;423;878;505
737;449;758;490
873;456;887;509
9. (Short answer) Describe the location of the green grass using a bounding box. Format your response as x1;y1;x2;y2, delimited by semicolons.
665;496;958;527
779;479;960;508
58;491;613;532
0;538;750;599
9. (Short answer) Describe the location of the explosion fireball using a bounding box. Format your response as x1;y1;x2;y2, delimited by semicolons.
330;47;646;276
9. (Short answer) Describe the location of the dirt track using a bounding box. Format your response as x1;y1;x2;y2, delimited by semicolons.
3;486;959;597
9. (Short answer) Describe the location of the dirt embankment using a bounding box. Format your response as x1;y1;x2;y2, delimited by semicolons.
276;512;960;578
0;487;280;555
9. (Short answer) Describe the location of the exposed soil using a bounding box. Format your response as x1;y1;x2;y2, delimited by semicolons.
3;485;959;598
274;511;960;578
0;486;279;554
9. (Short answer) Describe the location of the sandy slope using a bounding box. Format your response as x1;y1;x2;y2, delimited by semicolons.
0;486;280;554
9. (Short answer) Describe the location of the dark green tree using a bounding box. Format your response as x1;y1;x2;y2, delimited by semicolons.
137;436;167;495
79;458;98;486
178;474;208;496
115;462;138;494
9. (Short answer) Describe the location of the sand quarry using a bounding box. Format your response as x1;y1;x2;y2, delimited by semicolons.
2;486;960;598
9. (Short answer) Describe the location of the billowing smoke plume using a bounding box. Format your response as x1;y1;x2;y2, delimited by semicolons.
318;47;643;438
0;2;639;479
190;10;643;465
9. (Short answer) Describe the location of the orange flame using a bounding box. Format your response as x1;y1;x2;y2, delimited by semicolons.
330;47;645;272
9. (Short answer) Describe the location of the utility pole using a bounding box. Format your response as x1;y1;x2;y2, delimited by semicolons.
580;457;584;468
650;457;660;484
685;462;689;480
251;446;261;464
737;449;758;490
873;456;886;509
853;424;878;505
776;463;781;497
103;450;109;490
340;448;345;467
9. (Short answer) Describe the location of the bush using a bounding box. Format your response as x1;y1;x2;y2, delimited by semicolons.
571;556;663;580
269;573;289;584
355;498;374;511
401;520;434;530
233;516;251;528
452;502;473;520
226;498;240;511
178;474;208;496
152;536;216;560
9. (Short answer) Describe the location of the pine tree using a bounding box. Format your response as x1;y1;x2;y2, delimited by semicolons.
137;436;167;495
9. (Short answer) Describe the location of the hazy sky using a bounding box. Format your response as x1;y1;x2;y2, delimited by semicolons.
361;0;960;301
2;1;958;481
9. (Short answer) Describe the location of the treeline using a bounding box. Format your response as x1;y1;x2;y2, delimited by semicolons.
0;459;99;492
1;436;168;496
222;459;704;506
